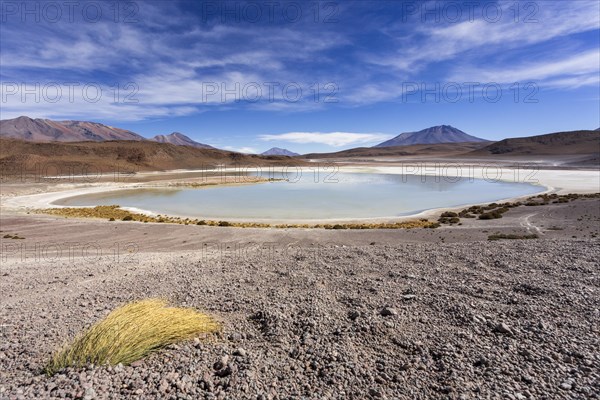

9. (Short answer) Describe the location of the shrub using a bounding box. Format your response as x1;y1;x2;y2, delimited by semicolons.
218;221;231;227
109;218;115;221
122;215;133;221
440;212;458;218
332;224;346;229
196;220;207;225
45;299;220;375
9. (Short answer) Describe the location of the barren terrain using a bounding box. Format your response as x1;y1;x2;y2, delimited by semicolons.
1;193;599;399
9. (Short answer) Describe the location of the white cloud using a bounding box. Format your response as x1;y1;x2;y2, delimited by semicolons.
260;132;391;147
367;0;600;72
223;146;258;154
448;50;600;86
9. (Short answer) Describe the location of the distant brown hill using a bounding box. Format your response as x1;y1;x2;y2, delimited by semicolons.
0;116;146;142
151;132;214;149
471;130;600;156
0;138;304;177
302;142;488;159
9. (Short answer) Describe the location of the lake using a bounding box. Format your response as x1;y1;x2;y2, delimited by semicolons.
56;172;543;221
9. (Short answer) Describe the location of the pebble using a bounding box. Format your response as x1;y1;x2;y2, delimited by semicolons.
233;348;247;357
560;379;574;390
494;323;514;335
380;307;397;316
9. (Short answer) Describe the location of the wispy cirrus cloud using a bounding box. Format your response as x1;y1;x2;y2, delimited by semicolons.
365;0;600;72
448;50;600;87
0;0;598;122
260;132;390;147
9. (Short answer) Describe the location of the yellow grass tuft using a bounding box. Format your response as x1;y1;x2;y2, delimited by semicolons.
45;299;220;375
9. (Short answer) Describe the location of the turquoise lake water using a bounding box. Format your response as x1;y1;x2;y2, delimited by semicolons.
56;172;543;220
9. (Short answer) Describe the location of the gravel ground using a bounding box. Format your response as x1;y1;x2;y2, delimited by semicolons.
1;236;599;399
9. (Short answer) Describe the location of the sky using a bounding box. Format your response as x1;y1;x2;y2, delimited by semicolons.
1;0;599;153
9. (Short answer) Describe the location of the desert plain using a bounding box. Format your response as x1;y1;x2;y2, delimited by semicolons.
1;157;599;400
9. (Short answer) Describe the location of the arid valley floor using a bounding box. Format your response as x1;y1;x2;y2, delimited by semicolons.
1;163;599;400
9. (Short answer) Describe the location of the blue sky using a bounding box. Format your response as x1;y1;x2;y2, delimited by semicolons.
1;0;599;153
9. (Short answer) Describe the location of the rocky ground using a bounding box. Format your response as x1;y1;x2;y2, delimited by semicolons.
1;225;599;399
1;180;599;399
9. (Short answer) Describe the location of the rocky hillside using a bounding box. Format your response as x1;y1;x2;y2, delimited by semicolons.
151;132;214;149
0;116;146;142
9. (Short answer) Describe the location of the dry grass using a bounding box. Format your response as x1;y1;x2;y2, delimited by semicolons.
37;206;439;229
45;299;220;375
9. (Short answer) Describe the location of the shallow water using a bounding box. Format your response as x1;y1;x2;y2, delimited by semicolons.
56;172;543;220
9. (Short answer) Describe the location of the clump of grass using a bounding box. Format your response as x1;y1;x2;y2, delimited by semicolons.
440;211;458;218
2;233;25;239
488;233;539;241
45;299;220;375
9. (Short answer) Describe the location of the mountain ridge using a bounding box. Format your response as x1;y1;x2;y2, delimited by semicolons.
0;116;146;142
470;130;600;156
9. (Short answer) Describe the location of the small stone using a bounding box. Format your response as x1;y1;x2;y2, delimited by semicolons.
214;355;229;370
348;310;360;320
560;379;574;390
83;388;96;400
474;357;489;368
233;348;247;357
494;323;514;335
402;294;416;300
522;375;534;384
380;307;397;317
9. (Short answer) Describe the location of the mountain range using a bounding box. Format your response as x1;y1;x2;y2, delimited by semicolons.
0;116;214;149
0;116;146;142
374;125;488;147
1;117;597;165
261;147;300;156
